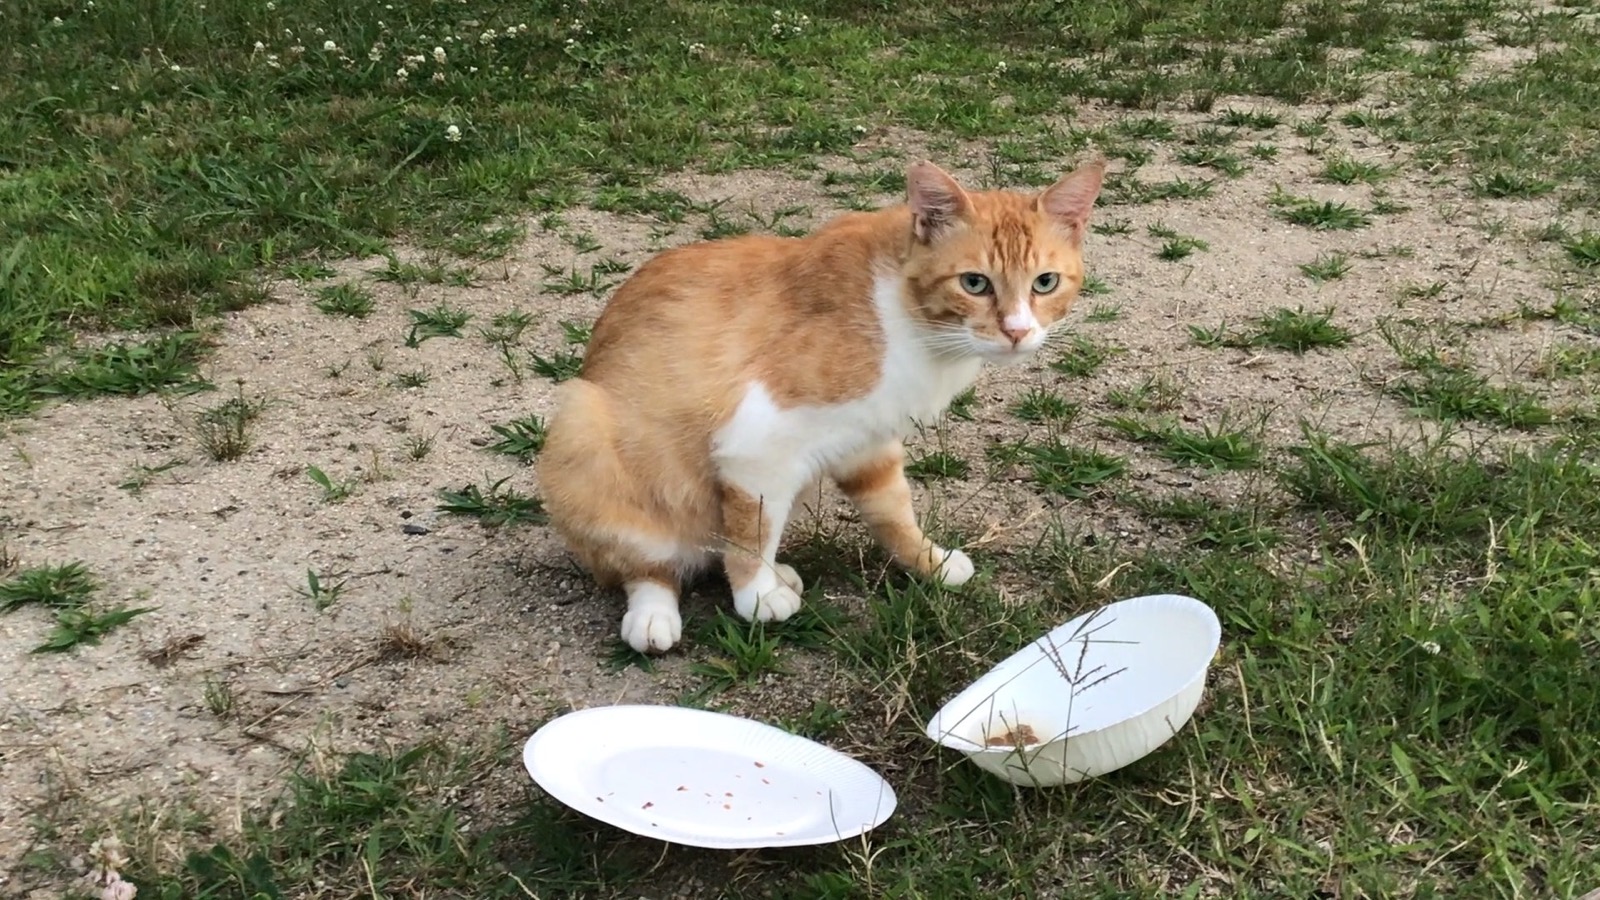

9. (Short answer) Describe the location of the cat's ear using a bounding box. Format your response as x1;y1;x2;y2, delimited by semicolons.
906;160;972;243
1038;156;1107;242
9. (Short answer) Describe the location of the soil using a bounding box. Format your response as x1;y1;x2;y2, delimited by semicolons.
0;98;1591;893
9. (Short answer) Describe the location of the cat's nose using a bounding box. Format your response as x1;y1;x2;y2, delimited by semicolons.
1001;324;1032;345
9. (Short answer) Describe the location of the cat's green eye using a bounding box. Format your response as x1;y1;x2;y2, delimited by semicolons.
959;273;992;295
1033;272;1062;294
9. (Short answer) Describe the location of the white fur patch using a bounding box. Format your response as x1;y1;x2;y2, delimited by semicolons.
713;273;984;496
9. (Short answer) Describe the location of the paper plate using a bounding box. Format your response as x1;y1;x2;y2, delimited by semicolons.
523;705;898;849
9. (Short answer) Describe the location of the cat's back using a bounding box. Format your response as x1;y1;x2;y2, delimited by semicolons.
580;210;900;383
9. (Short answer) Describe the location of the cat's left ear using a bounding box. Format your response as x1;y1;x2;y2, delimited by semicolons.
907;160;973;244
1038;155;1107;242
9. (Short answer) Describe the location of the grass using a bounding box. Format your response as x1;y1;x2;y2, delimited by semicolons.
8;0;1600;896
1298;251;1353;281
1103;415;1264;470
437;477;547;527
193;384;269;461
312;282;376;318
1;562;153;652
1200;306;1355;353
486;415;547;462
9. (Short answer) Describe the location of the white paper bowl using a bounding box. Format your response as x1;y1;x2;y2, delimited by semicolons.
924;594;1221;787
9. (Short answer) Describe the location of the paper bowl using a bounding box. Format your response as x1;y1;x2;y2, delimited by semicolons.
924;593;1221;787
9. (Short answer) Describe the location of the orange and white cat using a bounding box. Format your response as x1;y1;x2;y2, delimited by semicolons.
537;157;1106;653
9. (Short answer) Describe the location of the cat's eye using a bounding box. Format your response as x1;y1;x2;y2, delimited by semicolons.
959;273;992;295
1033;272;1062;294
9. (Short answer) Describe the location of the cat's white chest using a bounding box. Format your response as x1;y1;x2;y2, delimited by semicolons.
713;275;981;486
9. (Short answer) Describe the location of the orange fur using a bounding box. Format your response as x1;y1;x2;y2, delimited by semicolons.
537;158;1106;653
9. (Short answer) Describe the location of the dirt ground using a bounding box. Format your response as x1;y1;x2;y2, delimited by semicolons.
0;99;1588;892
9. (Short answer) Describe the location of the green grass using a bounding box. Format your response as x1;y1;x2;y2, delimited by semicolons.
1049;333;1119;378
1298;251;1353;281
437;477;546;527
1270;191;1373;230
1104;415;1264;470
486;415;547;462
0;562;98;613
313;282;376;318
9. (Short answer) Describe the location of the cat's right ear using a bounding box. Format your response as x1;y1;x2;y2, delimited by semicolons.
906;160;971;243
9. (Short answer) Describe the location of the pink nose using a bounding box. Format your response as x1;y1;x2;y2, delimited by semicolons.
1002;325;1031;345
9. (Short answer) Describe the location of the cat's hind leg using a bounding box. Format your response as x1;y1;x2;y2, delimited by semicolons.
832;440;974;586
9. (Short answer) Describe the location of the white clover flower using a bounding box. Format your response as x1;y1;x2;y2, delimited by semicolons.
468;65;478;73
170;63;181;71
267;54;280;68
993;60;1007;74
52;15;64;25
323;39;337;51
289;44;304;53
433;45;446;64
445;124;461;142
518;23;528;32
265;1;274;8
431;70;444;82
254;40;265;51
1421;640;1441;655
569;19;584;32
686;41;706;58
314;27;324;35
396;66;408;78
368;45;382;61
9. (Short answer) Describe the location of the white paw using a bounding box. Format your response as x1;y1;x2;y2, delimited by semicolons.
622;584;683;654
733;583;804;623
773;563;804;595
933;548;975;588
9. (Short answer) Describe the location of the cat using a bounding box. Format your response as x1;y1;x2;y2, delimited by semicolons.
536;156;1106;654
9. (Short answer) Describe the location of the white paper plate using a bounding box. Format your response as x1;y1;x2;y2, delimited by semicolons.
523;705;898;849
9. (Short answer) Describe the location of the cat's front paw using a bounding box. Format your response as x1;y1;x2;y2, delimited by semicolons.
932;548;975;587
733;582;804;623
773;563;804;595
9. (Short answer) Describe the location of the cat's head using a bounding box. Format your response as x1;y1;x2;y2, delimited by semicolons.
900;157;1105;364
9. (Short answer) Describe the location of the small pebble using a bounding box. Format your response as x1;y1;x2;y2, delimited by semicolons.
402;523;430;536
335;677;350;688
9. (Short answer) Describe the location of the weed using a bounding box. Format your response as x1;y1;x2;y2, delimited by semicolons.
1298;251;1353;282
486;415;548;462
306;465;357;502
119;457;187;495
1019;440;1127;498
1106;374;1184;412
297;569;345;611
1091;218;1133;237
1245;306;1355;353
1473;172;1555;199
529;349;584;383
404;305;472;346
1565;232;1600;268
194;384;268;461
392;369;431;389
1318;154;1390;184
1214;108;1281;129
481;310;535;347
906;449;970;481
1012;387;1079;423
374;256;475;288
1050;334;1118;378
0;563;98;613
1176;146;1247;177
946;387;977;422
690;612;785;689
404;433;436;462
437;477;546;527
202;677;236;719
34;605;154;654
1104;415;1263;470
32;333;210;401
1270;191;1372;230
313;283;375;318
1081;274;1112;297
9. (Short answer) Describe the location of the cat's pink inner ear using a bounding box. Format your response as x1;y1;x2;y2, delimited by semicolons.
906;161;971;243
1038;158;1107;240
